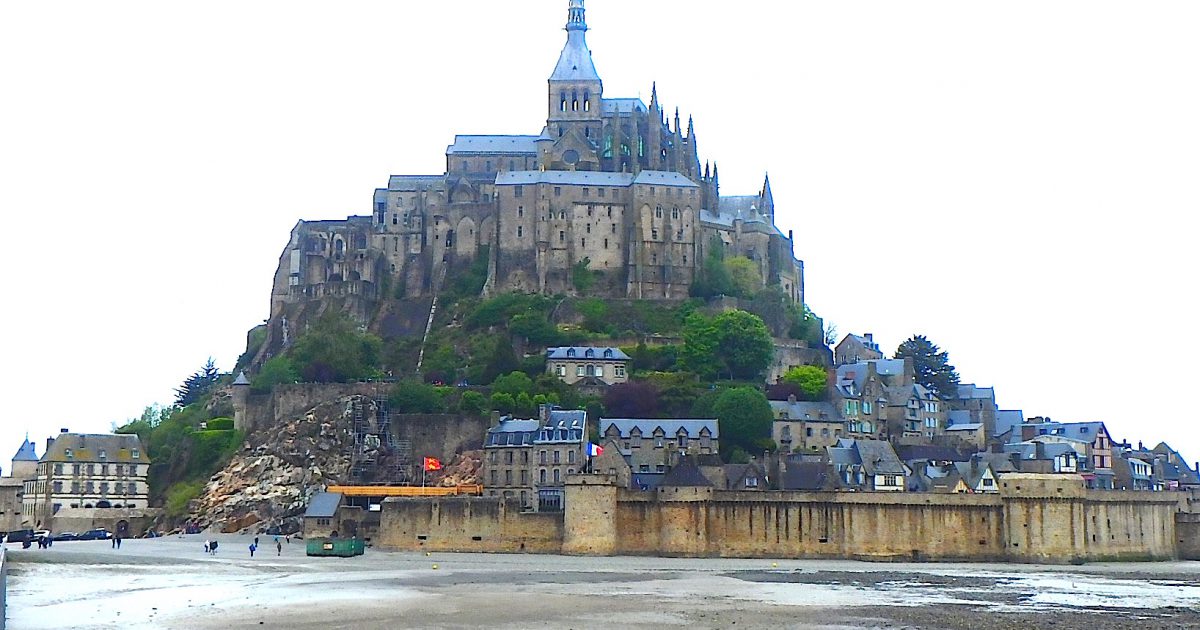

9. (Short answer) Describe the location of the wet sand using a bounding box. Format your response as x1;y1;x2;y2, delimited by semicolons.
5;535;1199;629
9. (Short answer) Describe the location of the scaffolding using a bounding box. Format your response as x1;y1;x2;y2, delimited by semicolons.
349;395;412;484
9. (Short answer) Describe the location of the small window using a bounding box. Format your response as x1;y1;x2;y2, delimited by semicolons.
132;449;140;459
554;187;562;196
514;185;524;198
517;226;523;238
65;449;74;459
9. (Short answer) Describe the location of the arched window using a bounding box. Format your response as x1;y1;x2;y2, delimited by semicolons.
655;206;663;219
560;92;567;112
583;91;590;111
572;90;578;111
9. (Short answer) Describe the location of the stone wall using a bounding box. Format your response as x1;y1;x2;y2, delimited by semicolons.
49;507;161;537
377;473;1197;563
377;496;562;553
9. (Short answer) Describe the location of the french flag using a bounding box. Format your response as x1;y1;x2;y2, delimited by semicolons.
586;442;603;457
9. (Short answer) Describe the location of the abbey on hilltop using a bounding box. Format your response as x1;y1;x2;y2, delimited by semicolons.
270;0;803;317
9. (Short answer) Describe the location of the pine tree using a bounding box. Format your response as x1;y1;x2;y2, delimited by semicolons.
895;335;960;399
174;357;220;407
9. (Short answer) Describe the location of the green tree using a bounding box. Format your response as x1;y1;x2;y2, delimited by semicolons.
724;256;761;298
175;358;220;407
389;380;445;413
681;310;774;380
460;391;487;415
571;257;600;294
490;392;516;415
492;371;535;398
481;337;520;384
690;235;733;298
711;387;774;461
289;312;382;382
251;355;299;394
895;334;961;399
781;365;828;401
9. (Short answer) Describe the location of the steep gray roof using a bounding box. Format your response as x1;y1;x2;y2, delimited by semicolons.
546;346;630;361
495;170;633;187
536;409;587;445
782;461;835;491
304;492;342;518
854;440;906;476
387;175;445;191
601;419;719;440
945;423;983;432
995;410;1025;437
42;433;146;464
602;98;646;114
446;135;539;155
632;171;699;188
232;371;251;386
769;400;838;422
12;437;38;462
550;30;601;82
658;457;713;487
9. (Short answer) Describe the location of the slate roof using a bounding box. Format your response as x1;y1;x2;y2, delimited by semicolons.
446;135;539;155
658;457;713;487
485;418;540;447
601;419;719;439
631;472;665;491
304;492;342;518
12;438;38;462
42;433;146;463
232;371;251;386
895;445;970;463
386;175;445;192
781;461;835;491
854;440;906;476
536;409;587;444
601;98;647;114
495;170;634;187
947;410;973;426
945;423;983;432
955;384;996;401
546;346;630;361
550;29;601;82
995;410;1025;437
632;171;699;188
769;400;838;422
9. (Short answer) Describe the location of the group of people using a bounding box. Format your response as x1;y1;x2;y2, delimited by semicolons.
110;534;123;549
203;534;286;557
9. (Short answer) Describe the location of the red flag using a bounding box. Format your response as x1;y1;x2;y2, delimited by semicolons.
423;457;443;472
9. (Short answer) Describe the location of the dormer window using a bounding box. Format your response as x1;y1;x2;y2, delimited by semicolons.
65;449;74;459
132;449;140;459
603;349;613;358
99;449;107;459
566;348;576;358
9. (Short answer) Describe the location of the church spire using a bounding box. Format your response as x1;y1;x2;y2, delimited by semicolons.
550;0;600;83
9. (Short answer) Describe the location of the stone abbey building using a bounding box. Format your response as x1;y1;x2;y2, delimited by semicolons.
270;1;804;318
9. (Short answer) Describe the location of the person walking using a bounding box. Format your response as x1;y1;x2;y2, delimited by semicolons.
276;540;282;556
115;535;122;550
203;540;210;554
254;536;260;548
112;535;117;549
249;543;256;558
210;540;219;555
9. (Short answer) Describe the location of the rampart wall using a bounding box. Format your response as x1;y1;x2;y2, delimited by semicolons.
377;474;1196;563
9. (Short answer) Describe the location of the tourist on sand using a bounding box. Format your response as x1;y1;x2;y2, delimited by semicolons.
249;543;256;558
254;536;260;548
112;535;117;549
115;535;122;549
203;540;210;554
210;540;219;555
276;540;282;556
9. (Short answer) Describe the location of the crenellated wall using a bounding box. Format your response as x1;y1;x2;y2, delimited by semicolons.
376;473;1197;563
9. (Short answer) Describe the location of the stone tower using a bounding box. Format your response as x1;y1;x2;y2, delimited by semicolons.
10;436;39;480
546;0;603;153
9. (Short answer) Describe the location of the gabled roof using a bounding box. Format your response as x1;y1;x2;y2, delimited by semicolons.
658;457;713;487
601;419;719;440
446;135;539;155
769;400;838;422
955;384;996;401
304;492;342;518
546;346;630;361
386;175;445;192
781;461;836;491
12;437;38;462
853;440;906;476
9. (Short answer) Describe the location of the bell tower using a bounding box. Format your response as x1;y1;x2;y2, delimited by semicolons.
547;0;603;142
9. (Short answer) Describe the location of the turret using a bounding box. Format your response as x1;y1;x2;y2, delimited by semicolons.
548;0;603;140
760;173;775;222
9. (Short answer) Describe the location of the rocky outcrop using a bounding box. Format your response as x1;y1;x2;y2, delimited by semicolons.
189;396;361;534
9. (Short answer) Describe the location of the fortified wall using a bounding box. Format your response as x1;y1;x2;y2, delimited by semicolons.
378;473;1193;563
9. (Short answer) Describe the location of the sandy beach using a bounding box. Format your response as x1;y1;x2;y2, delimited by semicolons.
5;535;1199;629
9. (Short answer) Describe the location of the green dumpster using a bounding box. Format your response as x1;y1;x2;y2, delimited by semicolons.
306;537;365;557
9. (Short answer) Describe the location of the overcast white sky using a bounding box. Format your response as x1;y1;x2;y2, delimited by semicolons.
1;1;1197;469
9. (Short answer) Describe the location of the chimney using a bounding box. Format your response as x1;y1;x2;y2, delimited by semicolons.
60;428;69;433
1138;441;1144;451
46;436;56;453
864;333;873;343
490;411;502;428
1034;441;1045;460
